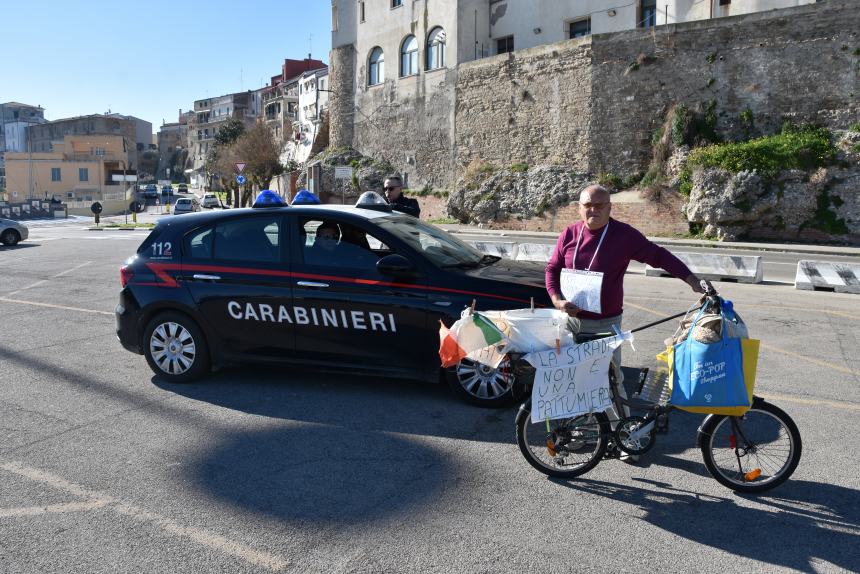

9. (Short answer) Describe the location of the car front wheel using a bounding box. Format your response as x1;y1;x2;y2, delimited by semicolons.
445;356;515;407
1;229;20;246
142;312;210;383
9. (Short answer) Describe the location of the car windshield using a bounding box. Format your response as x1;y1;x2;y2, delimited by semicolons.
375;216;493;268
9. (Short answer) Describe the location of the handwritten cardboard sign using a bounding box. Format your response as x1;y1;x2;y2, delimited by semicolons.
524;333;630;423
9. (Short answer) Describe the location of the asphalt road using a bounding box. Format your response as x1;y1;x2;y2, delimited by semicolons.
1;228;858;573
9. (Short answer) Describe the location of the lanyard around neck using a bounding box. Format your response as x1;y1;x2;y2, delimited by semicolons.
572;221;609;271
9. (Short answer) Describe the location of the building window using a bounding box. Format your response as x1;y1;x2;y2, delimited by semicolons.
719;0;731;4
368;47;385;86
391;0;402;8
79;168;88;182
400;35;419;77
51;168;61;182
569;18;591;38
359;1;365;22
426;27;446;70
640;0;657;28
497;35;514;55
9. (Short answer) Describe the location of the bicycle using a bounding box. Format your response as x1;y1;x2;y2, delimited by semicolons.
513;289;802;493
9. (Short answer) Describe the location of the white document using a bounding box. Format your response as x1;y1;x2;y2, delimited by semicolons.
524;333;631;423
560;268;603;314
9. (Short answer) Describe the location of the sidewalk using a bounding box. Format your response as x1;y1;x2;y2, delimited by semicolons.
436;224;860;258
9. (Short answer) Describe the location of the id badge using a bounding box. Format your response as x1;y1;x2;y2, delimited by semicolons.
560;268;604;313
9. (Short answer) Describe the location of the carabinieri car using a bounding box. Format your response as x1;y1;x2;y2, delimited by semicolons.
115;195;552;406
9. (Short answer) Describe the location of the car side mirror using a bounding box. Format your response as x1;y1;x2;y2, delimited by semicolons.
376;254;418;277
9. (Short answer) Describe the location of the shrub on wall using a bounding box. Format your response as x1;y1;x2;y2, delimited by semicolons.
686;124;836;180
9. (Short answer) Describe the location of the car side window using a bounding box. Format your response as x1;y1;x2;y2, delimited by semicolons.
195;216;282;263
186;226;213;259
299;217;389;269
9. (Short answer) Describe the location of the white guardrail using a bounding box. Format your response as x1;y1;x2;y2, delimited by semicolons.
795;260;860;294
467;242;765;284
646;252;763;284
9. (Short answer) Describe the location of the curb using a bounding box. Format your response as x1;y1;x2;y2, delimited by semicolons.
87;227;153;231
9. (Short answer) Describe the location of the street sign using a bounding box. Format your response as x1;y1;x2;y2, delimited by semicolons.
236;174;247;185
334;166;354;180
235;162;246;173
111;174;138;182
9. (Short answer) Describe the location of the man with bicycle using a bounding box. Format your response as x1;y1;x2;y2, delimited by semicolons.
545;184;706;460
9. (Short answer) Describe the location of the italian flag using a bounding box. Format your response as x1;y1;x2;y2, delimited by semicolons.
439;312;506;368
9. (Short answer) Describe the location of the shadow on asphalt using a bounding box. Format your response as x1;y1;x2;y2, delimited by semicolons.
552;476;858;572
149;364;712;526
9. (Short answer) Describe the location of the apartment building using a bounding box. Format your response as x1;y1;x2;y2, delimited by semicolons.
333;0;817;69
156;110;193;180
292;68;330;164
24;114;152;178
0;102;46;190
5;134;135;202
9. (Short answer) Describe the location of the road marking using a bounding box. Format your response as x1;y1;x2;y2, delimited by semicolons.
0;297;113;316
52;261;92;278
624;301;858;377
0;460;289;572
756;392;860;411
3;263;92;296
6;280;47;297
625;296;860;321
759;342;857;376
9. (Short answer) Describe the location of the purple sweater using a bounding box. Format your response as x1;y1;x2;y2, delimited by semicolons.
545;218;693;320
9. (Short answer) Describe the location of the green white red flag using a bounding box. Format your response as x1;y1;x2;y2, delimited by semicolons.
439;312;506;368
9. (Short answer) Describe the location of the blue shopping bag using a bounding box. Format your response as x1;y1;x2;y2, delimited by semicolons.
670;304;749;409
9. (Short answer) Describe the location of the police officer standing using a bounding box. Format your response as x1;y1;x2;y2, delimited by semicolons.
383;176;420;217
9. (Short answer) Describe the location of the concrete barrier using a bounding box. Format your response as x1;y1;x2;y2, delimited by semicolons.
466;241;519;259
514;243;555;263
794;260;860;293
646;252;763;283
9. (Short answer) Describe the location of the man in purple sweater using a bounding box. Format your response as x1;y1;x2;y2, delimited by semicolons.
545;184;705;459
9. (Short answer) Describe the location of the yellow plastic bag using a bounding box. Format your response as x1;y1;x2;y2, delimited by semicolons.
660;339;759;416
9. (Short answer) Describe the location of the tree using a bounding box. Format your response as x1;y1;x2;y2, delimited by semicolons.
205;117;246;205
233;123;284;206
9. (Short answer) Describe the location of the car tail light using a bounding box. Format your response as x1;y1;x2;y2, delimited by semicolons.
120;265;134;287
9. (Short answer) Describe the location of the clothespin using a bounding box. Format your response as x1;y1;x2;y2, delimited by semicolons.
530;297;534;313
470;299;476;314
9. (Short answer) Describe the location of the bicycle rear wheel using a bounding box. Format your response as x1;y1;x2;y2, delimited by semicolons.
515;404;609;478
699;400;801;493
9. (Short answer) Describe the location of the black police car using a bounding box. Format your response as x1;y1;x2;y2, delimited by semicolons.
115;193;552;406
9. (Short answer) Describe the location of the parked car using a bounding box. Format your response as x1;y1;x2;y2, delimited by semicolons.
0;218;28;246
115;197;552;406
172;197;201;214
177;183;188;194
202;193;220;208
143;184;158;198
161;185;174;196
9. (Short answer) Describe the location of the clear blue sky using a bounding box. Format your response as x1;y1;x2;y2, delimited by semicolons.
2;0;333;132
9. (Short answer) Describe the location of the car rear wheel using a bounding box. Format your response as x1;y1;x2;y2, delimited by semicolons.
1;229;21;246
445;356;515;407
143;312;210;383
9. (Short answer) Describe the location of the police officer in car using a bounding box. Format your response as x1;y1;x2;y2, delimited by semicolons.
383;176;420;218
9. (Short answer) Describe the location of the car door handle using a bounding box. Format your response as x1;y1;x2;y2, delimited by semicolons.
297;281;329;288
192;274;221;281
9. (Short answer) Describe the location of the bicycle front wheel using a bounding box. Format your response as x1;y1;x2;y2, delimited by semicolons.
700;400;802;493
515;404;609;479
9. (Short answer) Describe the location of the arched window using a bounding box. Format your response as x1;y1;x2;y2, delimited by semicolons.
368;47;384;86
400;35;418;77
426;27;446;70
